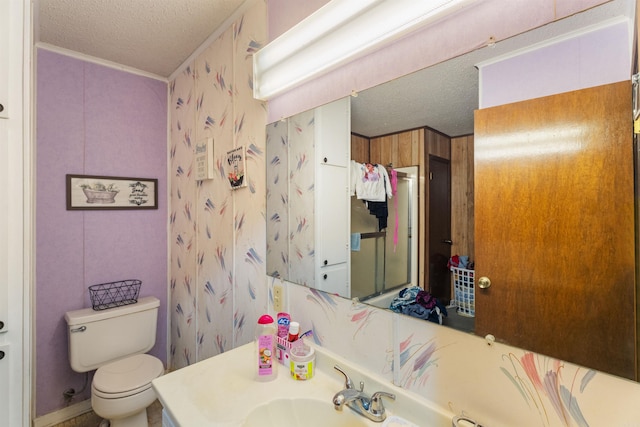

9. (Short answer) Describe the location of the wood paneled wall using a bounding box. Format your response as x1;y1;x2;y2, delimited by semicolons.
369;129;423;167
351;133;370;163
451;135;474;261
426;129;450;160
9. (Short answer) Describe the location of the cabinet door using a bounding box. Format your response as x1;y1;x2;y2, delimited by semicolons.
474;81;635;379
0;1;28;425
315;97;350;167
314;97;350;298
316;263;349;297
0;0;8;119
316;164;348;267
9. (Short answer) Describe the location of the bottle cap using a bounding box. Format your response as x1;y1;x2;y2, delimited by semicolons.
289;321;300;335
258;314;274;324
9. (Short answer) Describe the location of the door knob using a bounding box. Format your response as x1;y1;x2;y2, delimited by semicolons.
478;276;491;289
0;350;4;360
0;321;4;331
442;239;453;245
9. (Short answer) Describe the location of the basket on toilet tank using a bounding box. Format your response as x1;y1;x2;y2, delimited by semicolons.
88;279;142;311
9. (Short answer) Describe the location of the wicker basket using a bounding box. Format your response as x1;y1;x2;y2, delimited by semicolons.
88;279;141;311
452;267;475;317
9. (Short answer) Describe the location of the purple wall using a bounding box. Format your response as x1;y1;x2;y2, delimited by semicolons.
479;19;632;108
267;0;329;40
36;49;168;416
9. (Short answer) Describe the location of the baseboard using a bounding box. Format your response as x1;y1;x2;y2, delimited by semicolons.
33;399;92;427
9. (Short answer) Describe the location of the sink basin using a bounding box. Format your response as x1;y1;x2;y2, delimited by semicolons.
242;398;370;427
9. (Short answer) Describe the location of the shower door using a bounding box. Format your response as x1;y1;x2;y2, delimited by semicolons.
351;167;416;300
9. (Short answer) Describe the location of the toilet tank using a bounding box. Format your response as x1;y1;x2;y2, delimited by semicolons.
65;296;160;373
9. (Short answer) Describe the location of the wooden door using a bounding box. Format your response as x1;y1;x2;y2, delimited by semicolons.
428;156;452;303
474;81;636;380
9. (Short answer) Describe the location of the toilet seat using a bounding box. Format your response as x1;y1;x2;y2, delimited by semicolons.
93;354;164;399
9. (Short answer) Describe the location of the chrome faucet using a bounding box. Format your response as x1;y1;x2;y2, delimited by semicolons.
332;365;396;422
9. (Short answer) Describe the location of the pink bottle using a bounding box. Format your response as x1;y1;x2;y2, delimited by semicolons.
255;314;277;381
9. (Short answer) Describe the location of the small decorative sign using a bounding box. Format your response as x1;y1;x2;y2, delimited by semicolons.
226;146;247;190
66;174;158;210
195;137;214;181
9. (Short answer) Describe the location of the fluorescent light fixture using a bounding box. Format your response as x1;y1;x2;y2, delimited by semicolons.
253;0;478;100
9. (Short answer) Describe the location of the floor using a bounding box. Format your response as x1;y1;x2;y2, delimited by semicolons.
52;400;163;427
442;306;475;333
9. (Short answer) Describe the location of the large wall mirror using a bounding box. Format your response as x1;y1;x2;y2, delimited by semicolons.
266;0;638;381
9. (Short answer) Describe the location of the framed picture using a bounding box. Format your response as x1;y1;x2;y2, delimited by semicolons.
66;174;158;210
195;137;214;181
226;146;247;190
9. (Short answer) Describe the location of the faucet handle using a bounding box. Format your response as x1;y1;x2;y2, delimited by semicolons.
369;391;396;415
334;365;355;389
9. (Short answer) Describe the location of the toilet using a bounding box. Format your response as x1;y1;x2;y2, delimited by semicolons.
65;296;164;427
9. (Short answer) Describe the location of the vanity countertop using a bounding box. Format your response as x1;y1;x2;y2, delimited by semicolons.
152;340;454;426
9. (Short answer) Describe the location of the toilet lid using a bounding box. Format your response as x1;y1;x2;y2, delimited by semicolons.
93;354;164;394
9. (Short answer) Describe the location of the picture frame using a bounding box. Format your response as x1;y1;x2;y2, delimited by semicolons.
226;146;247;190
195;137;214;181
66;174;158;210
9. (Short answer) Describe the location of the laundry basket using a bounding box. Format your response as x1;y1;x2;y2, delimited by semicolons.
452;267;475;317
88;279;141;311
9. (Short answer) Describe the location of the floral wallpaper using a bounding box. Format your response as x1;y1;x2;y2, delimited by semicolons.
282;282;640;427
285;109;316;286
169;1;267;370
265;110;316;287
265;120;289;279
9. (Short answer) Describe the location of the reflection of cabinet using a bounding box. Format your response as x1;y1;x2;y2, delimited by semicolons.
266;98;351;297
315;98;351;296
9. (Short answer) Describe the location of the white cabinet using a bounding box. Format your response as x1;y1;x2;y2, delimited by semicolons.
0;1;30;426
314;97;350;296
0;0;9;120
315;98;350;167
316;165;348;267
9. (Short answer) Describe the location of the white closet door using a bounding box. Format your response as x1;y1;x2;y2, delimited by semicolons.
0;0;30;426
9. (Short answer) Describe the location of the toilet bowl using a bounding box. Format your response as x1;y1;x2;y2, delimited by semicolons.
65;297;163;427
91;354;164;427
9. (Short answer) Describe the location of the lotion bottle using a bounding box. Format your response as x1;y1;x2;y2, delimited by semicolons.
255;314;277;381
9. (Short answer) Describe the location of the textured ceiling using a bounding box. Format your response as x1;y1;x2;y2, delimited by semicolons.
36;0;247;78
351;0;631;138
35;0;630;137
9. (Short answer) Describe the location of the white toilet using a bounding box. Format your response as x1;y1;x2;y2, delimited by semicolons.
65;296;164;427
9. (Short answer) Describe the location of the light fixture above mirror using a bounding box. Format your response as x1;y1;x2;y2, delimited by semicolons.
253;0;479;100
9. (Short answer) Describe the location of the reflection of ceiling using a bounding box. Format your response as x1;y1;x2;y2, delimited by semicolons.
36;0;632;133
36;0;246;78
351;0;634;138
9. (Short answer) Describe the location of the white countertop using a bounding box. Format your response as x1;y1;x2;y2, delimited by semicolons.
152;341;454;426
